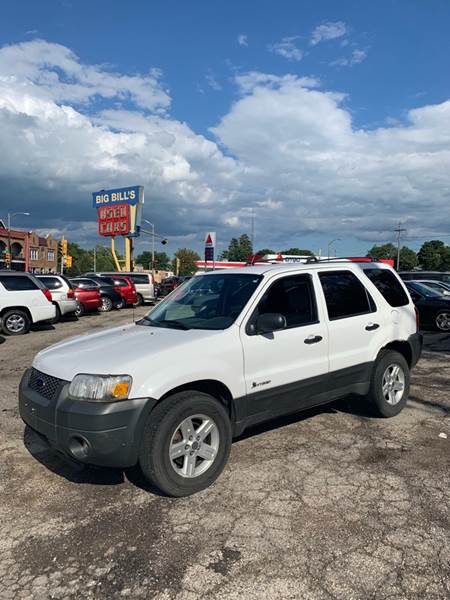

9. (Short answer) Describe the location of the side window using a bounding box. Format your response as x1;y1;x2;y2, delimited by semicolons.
364;269;409;307
130;274;149;285
0;276;38;291
39;277;62;290
319;271;375;320
254;274;318;329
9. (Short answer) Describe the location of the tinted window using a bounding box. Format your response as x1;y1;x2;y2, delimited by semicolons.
38;277;62;290
112;279;127;287
406;281;440;298
0;275;38;291
364;269;409;307
255;275;317;329
71;278;99;288
319;271;374;320
129;274;150;284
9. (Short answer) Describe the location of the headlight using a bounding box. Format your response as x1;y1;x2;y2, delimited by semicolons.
68;374;132;402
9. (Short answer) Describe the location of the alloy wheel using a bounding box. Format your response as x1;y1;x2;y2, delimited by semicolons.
436;312;450;331
169;414;220;478
382;363;405;406
5;314;26;333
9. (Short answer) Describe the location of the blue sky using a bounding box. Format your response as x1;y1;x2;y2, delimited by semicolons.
1;0;450;257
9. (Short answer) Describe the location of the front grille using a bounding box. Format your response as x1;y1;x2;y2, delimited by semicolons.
28;368;67;401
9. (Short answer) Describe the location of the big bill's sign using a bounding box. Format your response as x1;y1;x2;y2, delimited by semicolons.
92;185;144;237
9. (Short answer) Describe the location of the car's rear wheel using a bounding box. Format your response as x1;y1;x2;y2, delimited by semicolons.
435;311;450;331
367;350;410;417
2;309;31;336
115;298;125;310
74;302;85;317
135;294;144;307
139;391;232;497
99;296;113;312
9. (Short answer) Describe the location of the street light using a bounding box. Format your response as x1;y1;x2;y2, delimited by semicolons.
7;212;30;269
327;238;341;258
142;219;156;277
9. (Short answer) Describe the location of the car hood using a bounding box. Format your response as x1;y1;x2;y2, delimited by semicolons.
33;322;223;382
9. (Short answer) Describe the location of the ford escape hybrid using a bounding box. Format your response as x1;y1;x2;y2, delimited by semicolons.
19;261;422;496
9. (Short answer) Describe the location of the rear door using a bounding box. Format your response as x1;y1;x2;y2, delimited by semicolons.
240;272;329;420
317;270;385;382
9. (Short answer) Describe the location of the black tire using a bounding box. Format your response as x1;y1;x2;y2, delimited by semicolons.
435;311;450;332
99;296;113;312
51;304;61;324
2;309;31;336
139;391;232;497
75;302;85;317
115;298;125;310
135;294;144;307
367;350;410;417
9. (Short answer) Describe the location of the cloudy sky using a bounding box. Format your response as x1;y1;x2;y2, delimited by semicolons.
1;0;449;257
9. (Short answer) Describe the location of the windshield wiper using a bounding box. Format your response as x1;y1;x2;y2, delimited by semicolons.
143;317;190;330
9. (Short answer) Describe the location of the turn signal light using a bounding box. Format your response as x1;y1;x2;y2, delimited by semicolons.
67;289;75;299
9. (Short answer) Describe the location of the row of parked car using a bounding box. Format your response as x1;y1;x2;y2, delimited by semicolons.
399;271;450;331
0;270;157;336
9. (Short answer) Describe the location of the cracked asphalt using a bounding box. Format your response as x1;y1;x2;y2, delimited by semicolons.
0;308;449;599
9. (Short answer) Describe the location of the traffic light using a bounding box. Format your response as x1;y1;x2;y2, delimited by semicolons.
61;239;68;257
65;255;73;268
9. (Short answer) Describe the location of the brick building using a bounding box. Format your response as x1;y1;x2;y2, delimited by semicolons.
0;225;59;272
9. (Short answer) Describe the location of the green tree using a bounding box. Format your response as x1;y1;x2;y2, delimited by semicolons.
366;243;397;261
255;248;275;256
220;234;253;261
94;245;116;272
281;248;314;256
399;246;418;271
173;248;201;275
418;240;446;270
65;242;92;276
135;250;171;270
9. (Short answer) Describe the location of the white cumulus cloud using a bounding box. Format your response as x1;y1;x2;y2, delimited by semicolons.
237;34;248;47
331;48;368;67
0;39;449;251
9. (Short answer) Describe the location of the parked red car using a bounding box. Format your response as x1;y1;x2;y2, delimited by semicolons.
111;276;138;307
71;282;102;316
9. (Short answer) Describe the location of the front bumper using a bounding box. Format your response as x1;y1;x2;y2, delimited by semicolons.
19;369;157;468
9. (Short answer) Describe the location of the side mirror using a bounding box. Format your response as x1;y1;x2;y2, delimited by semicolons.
255;312;287;334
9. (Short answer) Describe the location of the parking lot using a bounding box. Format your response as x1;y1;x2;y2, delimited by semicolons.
0;309;449;600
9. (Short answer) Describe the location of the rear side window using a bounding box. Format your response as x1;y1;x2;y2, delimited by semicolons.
112;279;127;287
38;277;62;290
319;271;375;320
255;274;318;329
0;275;38;291
364;269;409;307
129;274;149;284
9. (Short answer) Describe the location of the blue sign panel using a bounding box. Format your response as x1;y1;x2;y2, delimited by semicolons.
92;185;142;209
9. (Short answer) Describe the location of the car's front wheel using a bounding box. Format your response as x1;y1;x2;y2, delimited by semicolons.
74;302;84;317
99;296;113;312
367;349;410;417
435;311;450;331
139;391;232;496
2;309;31;336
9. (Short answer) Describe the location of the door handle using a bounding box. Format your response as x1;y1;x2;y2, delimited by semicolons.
365;323;380;331
304;335;323;344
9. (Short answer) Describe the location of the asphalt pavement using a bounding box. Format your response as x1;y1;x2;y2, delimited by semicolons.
0;309;449;599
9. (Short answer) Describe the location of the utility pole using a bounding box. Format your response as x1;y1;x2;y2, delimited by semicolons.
394;222;407;271
250;207;255;252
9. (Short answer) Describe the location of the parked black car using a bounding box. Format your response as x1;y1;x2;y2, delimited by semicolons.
400;271;450;284
404;281;450;331
71;277;123;312
158;276;192;297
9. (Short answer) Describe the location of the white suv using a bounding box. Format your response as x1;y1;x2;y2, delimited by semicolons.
0;271;56;335
19;261;422;495
37;275;78;322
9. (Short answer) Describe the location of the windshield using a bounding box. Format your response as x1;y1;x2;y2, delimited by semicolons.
139;273;262;330
408;281;442;298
